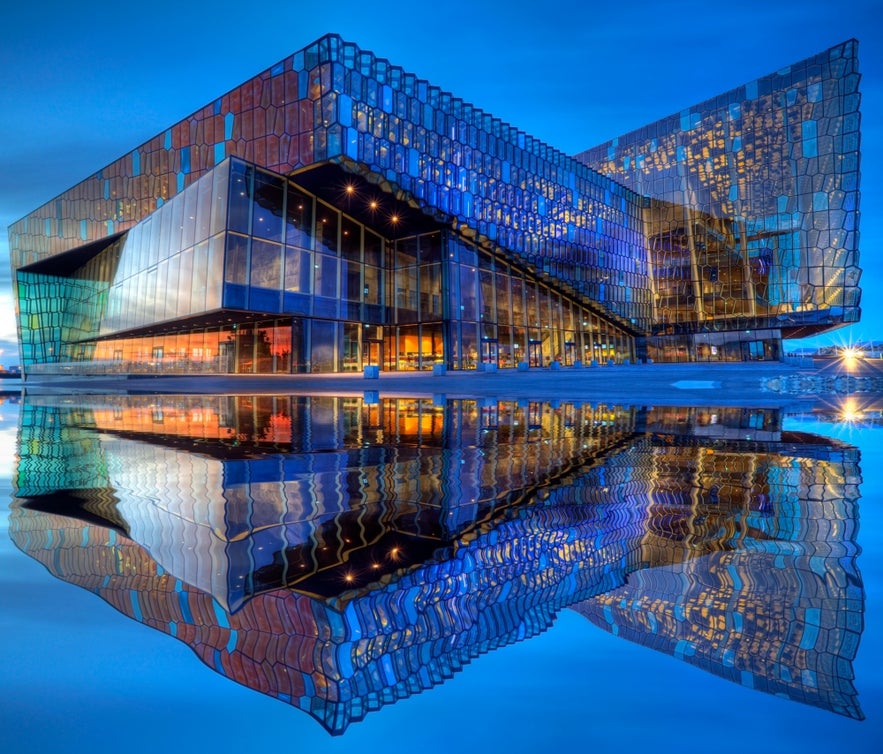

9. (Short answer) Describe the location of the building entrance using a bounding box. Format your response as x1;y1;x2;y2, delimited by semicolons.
481;339;499;368
364;339;383;368
528;340;543;368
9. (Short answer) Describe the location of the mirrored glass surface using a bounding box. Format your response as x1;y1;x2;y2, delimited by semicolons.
8;393;865;734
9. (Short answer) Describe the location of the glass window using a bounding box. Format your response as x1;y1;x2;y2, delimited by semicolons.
251;239;282;289
228;161;252;235
397;237;419;266
314;254;338;298
497;269;512;324
479;269;495;321
340;217;361;261
181;183;198;250
169;191;185;257
177;246;193;318
272;323;292;373
225;233;249;284
310;320;336;372
315;204;339;255
342;259;362;302
286;184;313;249
460;322;478;369
419;231;442;263
252;170;284;242
459;264;477;321
363;265;381;306
195;171;214;243
210;160;230;237
206;235;224;310
420;263;442;318
364;229;383;266
156;259;169;320
158;202;171;261
191;240;208;312
526;280;539;327
342;322;360;372
396;265;418;323
510;275;525;326
285;247;311;293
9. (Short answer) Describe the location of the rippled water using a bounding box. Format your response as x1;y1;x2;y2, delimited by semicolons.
1;392;881;753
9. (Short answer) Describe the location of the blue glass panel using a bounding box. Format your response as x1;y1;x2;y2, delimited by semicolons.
338;94;352;126
248;287;282;312
283;291;312;315
345;128;359;159
803;120;818;157
223;283;248;308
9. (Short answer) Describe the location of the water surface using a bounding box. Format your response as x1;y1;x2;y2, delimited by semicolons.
1;393;881;753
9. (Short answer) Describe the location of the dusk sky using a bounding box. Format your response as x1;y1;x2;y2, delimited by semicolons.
1;0;881;366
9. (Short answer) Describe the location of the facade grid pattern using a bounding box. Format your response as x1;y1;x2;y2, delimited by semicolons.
7;35;862;375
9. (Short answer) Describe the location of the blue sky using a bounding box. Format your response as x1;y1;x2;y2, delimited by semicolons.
1;0;880;365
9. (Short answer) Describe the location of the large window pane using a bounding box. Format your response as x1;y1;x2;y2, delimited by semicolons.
286;185;313;248
228;161;252;234
459;264;477;321
396;266;418;323
284;247;311;293
251;240;282;289
342;259;362;302
340;217;361;261
252;170;284;242
315;254;338;298
363;265;381;305
206;235;224;310
364;229;383;266
225;233;249;284
315;204;338;254
191;240;208;312
310;320;336;372
419;231;442;263
177;246;193;317
420;263;442;318
195;171;214;243
181;182;198;250
210;160;230;236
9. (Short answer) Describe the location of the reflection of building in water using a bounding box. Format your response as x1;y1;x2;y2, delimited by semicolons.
10;395;864;732
14;395;640;611
573;426;864;720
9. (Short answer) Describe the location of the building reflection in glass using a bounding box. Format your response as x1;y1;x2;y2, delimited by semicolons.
9;395;864;732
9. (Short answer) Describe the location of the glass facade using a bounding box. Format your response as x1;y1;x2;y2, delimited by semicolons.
7;35;861;377
579;40;861;361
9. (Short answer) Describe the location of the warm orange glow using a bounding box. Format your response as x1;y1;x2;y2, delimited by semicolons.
838;397;864;424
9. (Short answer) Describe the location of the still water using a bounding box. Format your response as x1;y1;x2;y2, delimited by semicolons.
1;392;881;753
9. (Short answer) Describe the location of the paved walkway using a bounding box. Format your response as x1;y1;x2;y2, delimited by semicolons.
20;360;842;407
